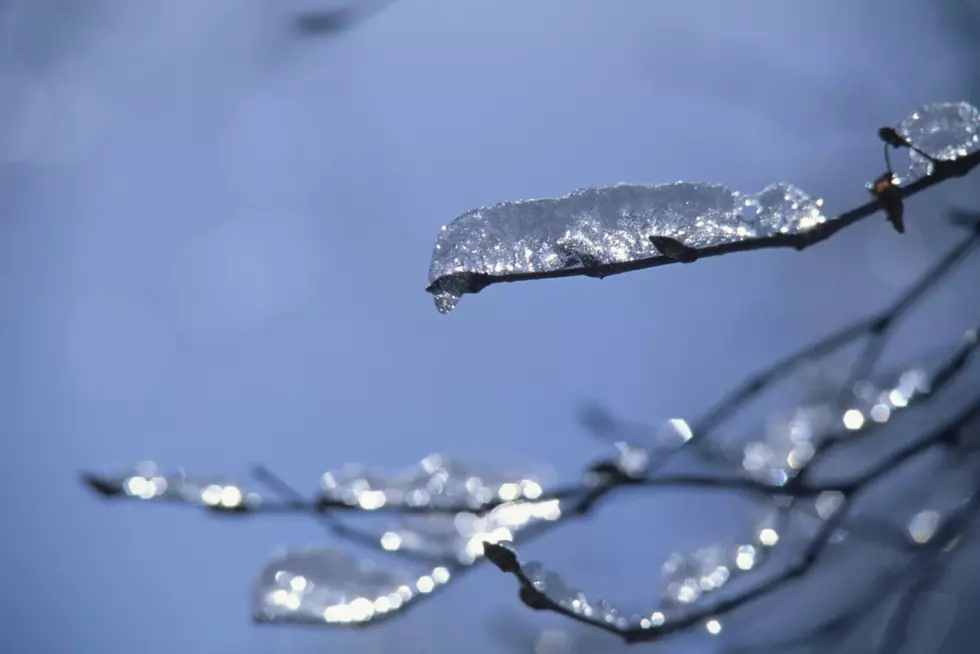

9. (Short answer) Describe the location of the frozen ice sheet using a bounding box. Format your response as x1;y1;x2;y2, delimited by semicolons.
426;101;980;314
253;547;452;625
83;461;261;511
897;101;980;184
378;499;561;565
427;181;827;313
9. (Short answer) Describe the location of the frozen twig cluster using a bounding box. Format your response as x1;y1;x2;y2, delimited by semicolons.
83;101;980;650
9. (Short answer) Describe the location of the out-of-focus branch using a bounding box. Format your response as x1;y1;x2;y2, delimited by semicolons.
696;221;980;442
81;217;980;633
484;397;980;644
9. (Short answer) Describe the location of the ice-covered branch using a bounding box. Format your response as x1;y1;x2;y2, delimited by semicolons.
584;224;979;480
83;310;975;520
484;397;980;644
82;225;980;637
724;490;980;654
80;100;980;647
426;102;980;313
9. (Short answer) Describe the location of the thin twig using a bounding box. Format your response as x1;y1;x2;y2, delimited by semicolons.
795;325;980;482
699;224;980;443
293;0;396;35
875;483;980;653
426;150;980;298
484;396;980;644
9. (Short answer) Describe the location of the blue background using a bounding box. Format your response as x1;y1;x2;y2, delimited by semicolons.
2;1;979;652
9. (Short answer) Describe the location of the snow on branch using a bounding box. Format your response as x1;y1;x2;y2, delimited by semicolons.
426;101;980;313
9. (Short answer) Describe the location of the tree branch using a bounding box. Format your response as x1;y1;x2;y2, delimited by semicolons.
425;148;979;301
484;396;980;644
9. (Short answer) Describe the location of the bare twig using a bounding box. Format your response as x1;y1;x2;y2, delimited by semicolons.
698;223;980;443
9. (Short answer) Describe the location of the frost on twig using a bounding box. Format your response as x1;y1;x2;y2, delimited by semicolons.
426;181;828;313
370;501;561;565
483;396;980;645
705;358;934;488
895;101;980;184
426;101;980;313
82;461;263;512
318;454;561;564
319;453;548;511
253;547;452;625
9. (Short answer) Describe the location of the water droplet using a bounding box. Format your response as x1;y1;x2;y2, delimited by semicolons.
253;548;418;624
427;275;473;314
660;546;731;606
734;545;757;571
433;289;460;314
594;599;621;624
814;490;846;520
908;509;941;544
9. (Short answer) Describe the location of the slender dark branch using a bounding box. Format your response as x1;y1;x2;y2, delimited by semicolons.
80;304;980;583
795;323;980;483
727;568;908;654
835;332;888;407
697;224;980;443
693;320;870;439
876;480;980;654
80;298;980;632
251;465;315;511
426;150;980;298
81;465;917;520
842;222;980;397
81;177;980;638
250;465;450;565
485;395;980;644
293;0;396;35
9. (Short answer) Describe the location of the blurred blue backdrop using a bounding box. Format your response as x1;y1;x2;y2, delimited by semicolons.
1;1;978;652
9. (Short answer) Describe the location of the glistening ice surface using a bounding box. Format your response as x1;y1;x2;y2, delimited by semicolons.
897;101;980;184
426;101;980;314
427;181;827;313
379;499;561;564
87;461;262;510
320;453;547;510
253;547;453;625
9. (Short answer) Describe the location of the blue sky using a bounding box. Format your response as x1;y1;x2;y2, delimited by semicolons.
2;1;978;653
